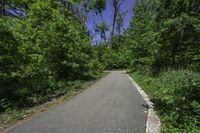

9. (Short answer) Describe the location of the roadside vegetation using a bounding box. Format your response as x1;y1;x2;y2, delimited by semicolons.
0;0;105;118
131;70;200;132
128;0;200;132
0;0;199;132
0;1;109;127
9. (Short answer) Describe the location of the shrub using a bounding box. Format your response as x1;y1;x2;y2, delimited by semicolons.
132;69;200;132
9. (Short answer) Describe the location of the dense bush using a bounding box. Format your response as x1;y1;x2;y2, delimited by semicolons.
0;0;102;112
132;70;200;132
95;42;130;70
126;0;200;74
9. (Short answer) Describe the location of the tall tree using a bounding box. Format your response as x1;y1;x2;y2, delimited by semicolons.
90;0;106;21
116;10;127;45
0;0;4;17
153;0;200;72
95;21;109;42
127;0;157;72
73;0;106;29
110;0;125;48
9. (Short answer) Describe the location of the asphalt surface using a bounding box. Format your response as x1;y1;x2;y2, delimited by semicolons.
3;71;147;133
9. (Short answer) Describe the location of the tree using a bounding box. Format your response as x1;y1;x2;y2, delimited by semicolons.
70;0;106;29
153;0;200;72
0;0;102;112
110;0;125;48
127;0;157;72
116;10;127;45
90;0;106;21
0;0;4;17
95;22;109;42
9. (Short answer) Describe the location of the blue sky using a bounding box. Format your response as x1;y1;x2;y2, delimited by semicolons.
87;0;135;43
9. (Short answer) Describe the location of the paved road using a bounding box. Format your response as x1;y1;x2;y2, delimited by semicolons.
4;71;147;133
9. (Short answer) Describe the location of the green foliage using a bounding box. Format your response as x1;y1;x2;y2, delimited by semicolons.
89;0;106;13
95;43;130;70
126;0;158;73
1;2;200;133
154;12;200;73
132;70;200;132
127;0;200;131
0;0;102;112
95;22;109;42
126;0;200;74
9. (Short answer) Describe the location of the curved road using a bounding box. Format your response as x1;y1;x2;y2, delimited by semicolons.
4;71;147;133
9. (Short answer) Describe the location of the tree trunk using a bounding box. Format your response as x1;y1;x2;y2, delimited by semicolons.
100;12;107;42
0;0;4;17
110;0;118;48
103;30;106;42
118;24;121;45
100;11;104;22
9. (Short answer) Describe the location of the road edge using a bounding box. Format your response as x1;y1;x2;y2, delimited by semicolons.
127;73;161;133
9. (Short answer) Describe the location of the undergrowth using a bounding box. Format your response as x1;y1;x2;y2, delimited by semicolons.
131;70;200;133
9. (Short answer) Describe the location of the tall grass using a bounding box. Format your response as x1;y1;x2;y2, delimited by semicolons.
131;70;200;132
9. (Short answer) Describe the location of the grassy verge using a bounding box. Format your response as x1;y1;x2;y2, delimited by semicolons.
0;72;108;132
130;70;200;133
